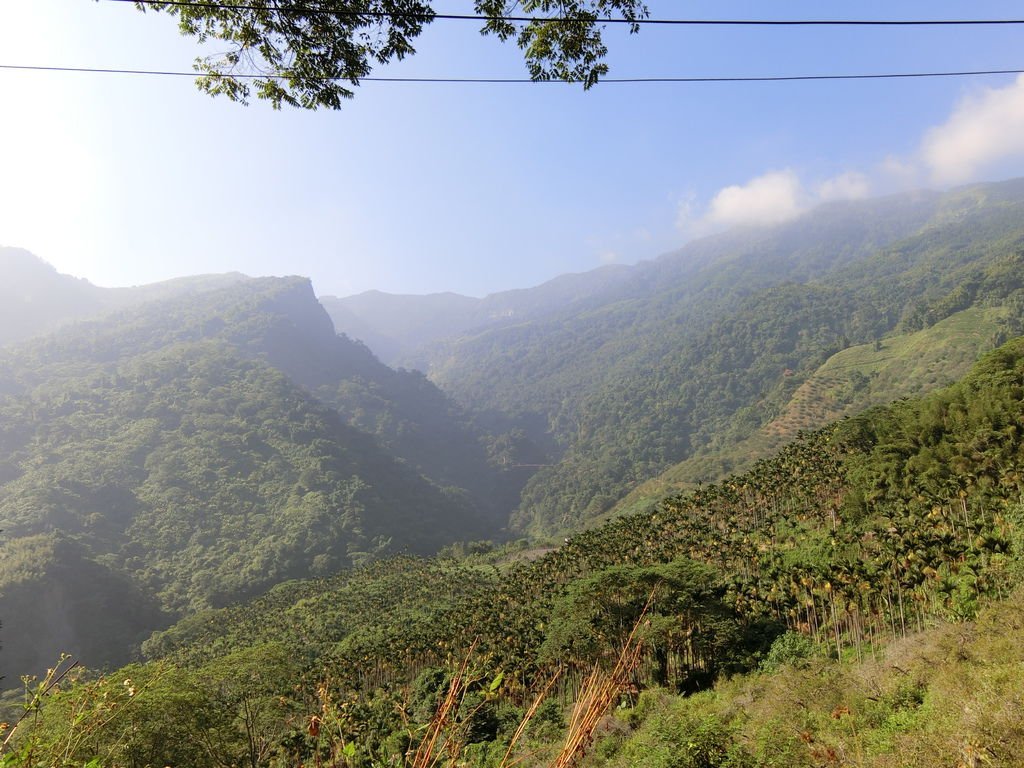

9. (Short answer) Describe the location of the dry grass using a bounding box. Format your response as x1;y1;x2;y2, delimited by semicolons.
408;643;478;768
546;596;651;768
0;656;80;756
496;668;563;768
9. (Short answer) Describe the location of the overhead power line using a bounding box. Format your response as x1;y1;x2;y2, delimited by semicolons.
109;0;1024;27
2;63;1024;84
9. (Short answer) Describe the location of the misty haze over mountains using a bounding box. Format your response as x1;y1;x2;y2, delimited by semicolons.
0;180;953;357
321;184;952;368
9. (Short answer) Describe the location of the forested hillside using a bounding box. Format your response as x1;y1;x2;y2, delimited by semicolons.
609;302;1019;519
8;334;1023;768
0;277;512;679
329;180;1024;536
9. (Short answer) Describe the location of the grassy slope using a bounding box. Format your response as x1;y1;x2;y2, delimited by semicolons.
606;305;1010;522
587;584;1024;768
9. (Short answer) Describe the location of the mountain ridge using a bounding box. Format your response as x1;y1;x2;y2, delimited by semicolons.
323;185;951;368
0;246;251;347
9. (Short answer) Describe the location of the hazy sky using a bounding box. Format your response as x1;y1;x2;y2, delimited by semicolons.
3;1;1024;297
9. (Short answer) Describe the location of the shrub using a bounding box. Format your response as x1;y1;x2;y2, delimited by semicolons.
760;632;816;672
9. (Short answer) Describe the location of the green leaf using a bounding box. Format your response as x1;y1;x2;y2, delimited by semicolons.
488;671;505;693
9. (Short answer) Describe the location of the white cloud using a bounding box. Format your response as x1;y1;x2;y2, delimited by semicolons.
597;250;619;265
673;191;699;232
678;168;880;238
704;170;805;228
877;155;921;191
674;75;1024;241
817;171;870;202
921;74;1024;185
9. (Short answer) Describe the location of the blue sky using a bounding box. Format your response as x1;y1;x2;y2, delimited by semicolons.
2;1;1024;297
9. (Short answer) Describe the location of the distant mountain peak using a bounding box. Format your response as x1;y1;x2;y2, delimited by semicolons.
1;246;77;279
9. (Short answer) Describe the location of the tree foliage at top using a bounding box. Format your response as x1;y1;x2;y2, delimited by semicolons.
135;0;649;108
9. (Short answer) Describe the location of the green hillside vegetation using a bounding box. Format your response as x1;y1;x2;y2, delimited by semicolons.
0;278;512;679
768;304;1012;432
609;303;1018;519
588;589;1024;768
6;335;1023;768
314;350;530;522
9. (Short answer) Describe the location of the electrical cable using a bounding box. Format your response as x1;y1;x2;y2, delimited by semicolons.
107;0;1024;28
2;63;1023;84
